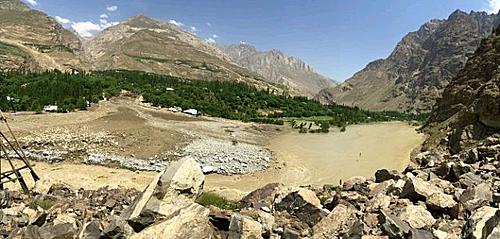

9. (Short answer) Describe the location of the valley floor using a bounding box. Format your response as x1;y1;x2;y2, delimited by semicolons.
1;97;424;200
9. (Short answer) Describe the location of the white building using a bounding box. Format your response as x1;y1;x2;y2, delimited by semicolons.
183;109;198;115
43;105;58;112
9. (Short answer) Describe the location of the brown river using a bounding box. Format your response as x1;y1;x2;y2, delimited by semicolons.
206;122;425;194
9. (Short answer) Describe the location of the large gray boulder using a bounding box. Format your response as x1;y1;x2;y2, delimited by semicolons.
398;205;436;229
228;214;263;239
400;177;443;201
379;210;411;238
274;188;327;227
459;182;493;211
129;203;214;239
312;204;356;239
125;157;204;231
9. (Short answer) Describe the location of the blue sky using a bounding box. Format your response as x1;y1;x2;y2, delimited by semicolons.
23;0;500;81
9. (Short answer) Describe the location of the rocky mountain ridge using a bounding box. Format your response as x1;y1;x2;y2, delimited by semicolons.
81;15;279;90
423;23;500;154
221;43;336;97
318;10;499;113
0;0;82;71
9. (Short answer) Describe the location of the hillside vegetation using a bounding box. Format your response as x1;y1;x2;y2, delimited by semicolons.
0;70;426;128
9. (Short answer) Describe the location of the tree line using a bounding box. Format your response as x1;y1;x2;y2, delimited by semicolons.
0;70;428;127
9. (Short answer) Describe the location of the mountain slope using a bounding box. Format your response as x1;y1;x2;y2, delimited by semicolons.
318;10;499;113
423;24;500;153
0;0;82;71
221;43;336;97
83;15;276;90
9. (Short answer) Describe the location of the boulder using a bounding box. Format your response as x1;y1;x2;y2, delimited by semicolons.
459;182;493;210
400;177;443;201
79;221;101;239
228;213;263;239
312;204;356;239
129;203;214;239
125;157;204;231
470;206;500;239
275;188;327;227
38;223;76;239
408;229;435;239
369;180;395;196
375;169;400;183
458;172;482;188
343;176;368;192
379;210;411;238
398;205;436;229
237;183;282;210
426;193;457;211
154;157;204;202
366;194;391;212
102;216;136;238
282;228;301;239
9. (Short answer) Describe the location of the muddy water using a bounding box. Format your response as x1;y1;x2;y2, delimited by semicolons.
206;122;425;193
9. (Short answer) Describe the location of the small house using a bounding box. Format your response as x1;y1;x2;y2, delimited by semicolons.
43;105;58;112
183;109;198;115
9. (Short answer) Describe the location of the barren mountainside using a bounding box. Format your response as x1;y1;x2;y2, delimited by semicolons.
221;43;336;97
0;0;82;71
424;24;500;154
83;15;278;90
318;10;499;113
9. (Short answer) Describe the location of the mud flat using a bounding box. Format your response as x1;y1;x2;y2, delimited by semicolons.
206;122;425;192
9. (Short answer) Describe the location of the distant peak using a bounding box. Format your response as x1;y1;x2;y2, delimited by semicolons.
448;9;468;19
124;15;164;28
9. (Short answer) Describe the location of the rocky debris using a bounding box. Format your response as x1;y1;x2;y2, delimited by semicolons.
1;134;500;238
183;136;272;175
85;153;171;172
1;184;139;238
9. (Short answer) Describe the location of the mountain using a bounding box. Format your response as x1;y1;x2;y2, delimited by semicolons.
83;15;276;89
318;10;499;113
0;0;82;71
423;24;500;154
220;43;336;97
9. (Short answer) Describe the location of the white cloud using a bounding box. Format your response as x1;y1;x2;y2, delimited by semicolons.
190;26;197;32
100;19;108;25
212;34;218;38
100;21;119;29
486;0;500;13
24;0;37;6
55;16;71;24
106;5;118;12
206;38;216;43
100;14;109;19
207;22;212;27
71;21;102;38
168;19;184;27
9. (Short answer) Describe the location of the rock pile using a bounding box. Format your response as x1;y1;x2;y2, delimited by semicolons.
183;136;272;175
2;134;499;238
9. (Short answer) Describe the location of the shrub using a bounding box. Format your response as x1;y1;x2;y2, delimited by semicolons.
195;192;236;210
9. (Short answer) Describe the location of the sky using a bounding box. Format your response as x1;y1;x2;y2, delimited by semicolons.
23;0;500;81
